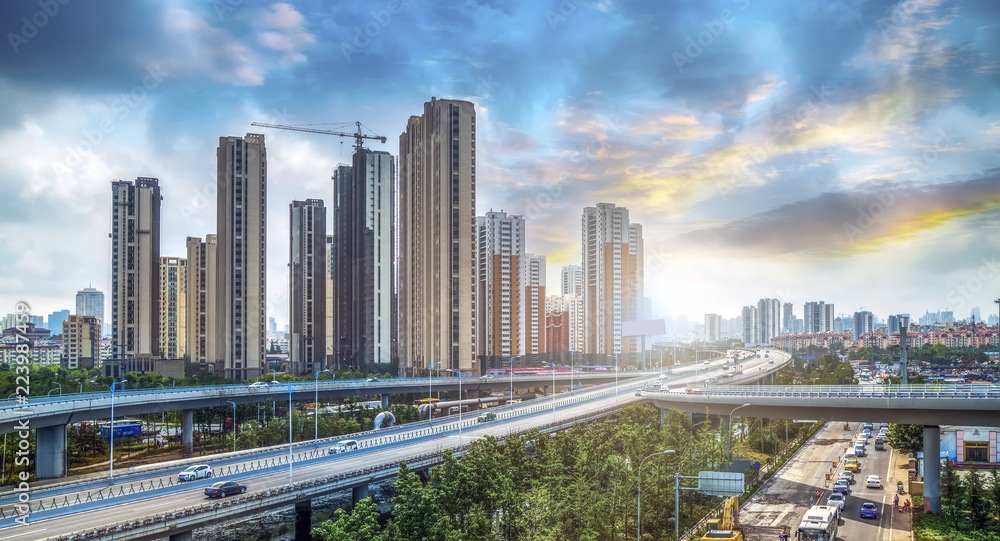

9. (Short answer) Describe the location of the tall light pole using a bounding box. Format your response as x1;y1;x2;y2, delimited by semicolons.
639;449;675;541
287;382;293;484
728;403;751;467
570;351;575;391
225;401;237;453
314;369;330;441
615;354;620;404
109;378;128;481
508;355;521;404
551;360;556;423
445;369;463;445
428;362;441;423
48;383;62;396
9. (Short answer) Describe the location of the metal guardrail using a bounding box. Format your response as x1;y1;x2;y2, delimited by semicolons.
651;383;1000;398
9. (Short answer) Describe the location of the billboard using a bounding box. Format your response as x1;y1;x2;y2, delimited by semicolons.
621;319;666;337
697;471;745;497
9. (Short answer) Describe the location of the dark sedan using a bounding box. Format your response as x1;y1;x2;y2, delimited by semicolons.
205;481;247;498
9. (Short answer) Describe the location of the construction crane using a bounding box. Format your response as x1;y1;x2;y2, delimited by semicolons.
249;121;387;151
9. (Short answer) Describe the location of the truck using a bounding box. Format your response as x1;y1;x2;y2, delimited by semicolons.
701;496;743;541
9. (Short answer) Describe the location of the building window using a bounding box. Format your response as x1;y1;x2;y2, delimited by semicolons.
965;441;988;462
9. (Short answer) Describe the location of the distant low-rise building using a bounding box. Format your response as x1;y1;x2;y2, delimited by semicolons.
62;315;102;370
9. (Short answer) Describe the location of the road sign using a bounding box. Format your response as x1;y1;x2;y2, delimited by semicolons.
754;462;761;470
698;471;744;497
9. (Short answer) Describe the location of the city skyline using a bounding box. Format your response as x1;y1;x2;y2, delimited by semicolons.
1;1;999;328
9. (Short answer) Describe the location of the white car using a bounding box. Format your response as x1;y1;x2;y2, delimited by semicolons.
827;492;847;512
248;382;268;389
178;464;213;482
329;440;358;454
866;475;882;489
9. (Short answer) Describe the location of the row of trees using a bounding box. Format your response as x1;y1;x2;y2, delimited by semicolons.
314;403;814;541
936;462;1000;536
773;354;855;385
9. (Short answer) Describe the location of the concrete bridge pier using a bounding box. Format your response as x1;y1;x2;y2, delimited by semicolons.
924;425;941;513
35;424;67;478
381;394;390;408
182;409;194;457
295;499;312;540
169;530;193;541
352;484;369;505
467;389;479;399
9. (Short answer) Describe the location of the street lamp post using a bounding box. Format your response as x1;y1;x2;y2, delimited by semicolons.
428;362;441;423
508;356;521;405
551;360;556;423
109;379;128;481
639;449;675;541
225;401;237;453
314;369;330;441
615;354;620;404
287;382;293;484
728;403;751;467
48;383;62;396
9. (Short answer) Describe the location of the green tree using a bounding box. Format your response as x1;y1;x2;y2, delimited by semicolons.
941;459;963;531
886;424;923;455
964;465;991;530
990;466;1000;521
312;497;384;541
386;463;438;541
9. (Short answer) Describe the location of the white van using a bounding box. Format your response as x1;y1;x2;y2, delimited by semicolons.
329;439;358;454
844;451;857;461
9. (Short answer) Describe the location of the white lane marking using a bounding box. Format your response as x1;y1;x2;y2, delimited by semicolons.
0;529;46;540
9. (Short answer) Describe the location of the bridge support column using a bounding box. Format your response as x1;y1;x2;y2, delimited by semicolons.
295;499;312;540
381;394;390;408
352;484;369;506
467;389;479;399
543;386;549;396
169;531;193;541
924;425;941;513
35;424;67;478
182;409;194;457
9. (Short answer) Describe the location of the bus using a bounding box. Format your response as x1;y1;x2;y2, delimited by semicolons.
795;505;838;541
413;398;441;406
99;419;144;441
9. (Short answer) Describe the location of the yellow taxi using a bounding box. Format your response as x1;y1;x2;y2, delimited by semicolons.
844;459;860;472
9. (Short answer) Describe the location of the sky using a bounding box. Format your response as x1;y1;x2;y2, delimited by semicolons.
0;0;999;330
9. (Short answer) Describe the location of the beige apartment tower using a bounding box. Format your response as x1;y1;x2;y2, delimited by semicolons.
186;235;219;372
476;210;524;361
62;315;101;370
581;203;643;356
109;177;161;377
217;134;267;379
523;254;547;355
159;257;187;360
398;98;478;375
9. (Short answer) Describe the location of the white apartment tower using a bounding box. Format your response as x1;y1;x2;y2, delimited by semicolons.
560;265;582;296
581;203;643;355
109;177;161;377
804;301;835;333
290;199;327;375
158;257;187;360
523;254;546;355
756;298;781;344
216;134;267;379
398;98;478;375
476;210;525;359
186;235;218;372
705;313;722;342
741;305;757;345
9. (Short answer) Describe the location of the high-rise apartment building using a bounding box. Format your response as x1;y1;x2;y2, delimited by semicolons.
331;149;395;370
476;210;525;360
523;254;546;355
186;235;218;372
62;315;101;370
546;294;584;353
216;134;267;379
75;287;104;322
109;177;161;377
804;301;835;333
47;310;70;336
704;313;722;342
853;310;874;340
158;257;187;360
398;98;478;374
582;203;643;355
741;305;757;345
290;199;327;375
782;302;793;332
560;265;582;296
756;298;780;344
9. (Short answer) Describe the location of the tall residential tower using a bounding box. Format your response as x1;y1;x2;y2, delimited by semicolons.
476;210;525;362
290;199;327;375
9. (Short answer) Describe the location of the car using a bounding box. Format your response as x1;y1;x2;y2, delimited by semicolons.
874;440;886;451
860;502;878;519
839;471;855;484
204;481;247;498
248;381;268;389
827;493;847;512
862;429;872;437
854;446;866;457
366;377;379;382
832;479;851;494
844;459;860;472
768;360;774;364
863;423;874;431
477;411;497;423
178;464;213;482
329;440;358;454
703;360;711;365
635;390;643;396
866;475;882;489
857;433;868;442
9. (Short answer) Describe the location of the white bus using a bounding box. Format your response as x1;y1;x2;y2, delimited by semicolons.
796;505;838;541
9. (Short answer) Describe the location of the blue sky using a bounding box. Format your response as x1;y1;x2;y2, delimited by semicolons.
1;0;998;329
